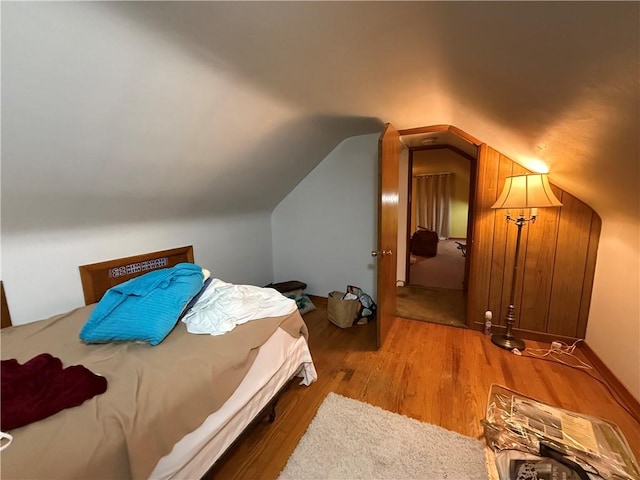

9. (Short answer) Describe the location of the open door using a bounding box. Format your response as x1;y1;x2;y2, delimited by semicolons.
374;123;400;349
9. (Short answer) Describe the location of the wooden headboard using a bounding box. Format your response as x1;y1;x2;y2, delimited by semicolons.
79;246;195;305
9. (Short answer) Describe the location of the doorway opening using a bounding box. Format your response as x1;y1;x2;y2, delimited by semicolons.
395;127;479;328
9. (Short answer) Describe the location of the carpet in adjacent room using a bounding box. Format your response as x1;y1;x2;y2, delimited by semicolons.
396;284;467;328
409;239;466;290
278;392;489;480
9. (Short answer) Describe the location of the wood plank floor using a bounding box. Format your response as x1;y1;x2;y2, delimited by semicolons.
210;298;640;479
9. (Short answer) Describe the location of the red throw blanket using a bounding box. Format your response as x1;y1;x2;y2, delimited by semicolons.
1;353;107;430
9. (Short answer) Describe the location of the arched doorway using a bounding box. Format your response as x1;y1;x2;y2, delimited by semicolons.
395;125;480;328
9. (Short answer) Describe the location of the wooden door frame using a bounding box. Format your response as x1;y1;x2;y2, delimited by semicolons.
397;125;481;328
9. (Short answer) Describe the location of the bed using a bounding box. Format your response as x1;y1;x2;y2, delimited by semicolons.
0;246;317;479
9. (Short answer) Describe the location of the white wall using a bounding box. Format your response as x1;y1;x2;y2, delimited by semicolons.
1;1;309;230
586;218;640;400
2;213;273;325
272;134;378;299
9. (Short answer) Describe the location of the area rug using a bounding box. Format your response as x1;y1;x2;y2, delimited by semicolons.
279;392;489;480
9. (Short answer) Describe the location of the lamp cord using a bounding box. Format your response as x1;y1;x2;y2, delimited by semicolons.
522;343;640;425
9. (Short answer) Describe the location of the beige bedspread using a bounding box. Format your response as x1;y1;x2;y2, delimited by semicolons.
0;304;308;479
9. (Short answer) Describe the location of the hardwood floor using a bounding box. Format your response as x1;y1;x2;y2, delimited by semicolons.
209;298;640;479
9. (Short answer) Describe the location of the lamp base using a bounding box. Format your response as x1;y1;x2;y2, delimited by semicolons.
491;333;525;351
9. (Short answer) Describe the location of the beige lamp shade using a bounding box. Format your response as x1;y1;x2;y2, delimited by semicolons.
491;174;562;210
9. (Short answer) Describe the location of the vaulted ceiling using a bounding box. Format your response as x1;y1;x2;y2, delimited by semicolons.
2;2;638;232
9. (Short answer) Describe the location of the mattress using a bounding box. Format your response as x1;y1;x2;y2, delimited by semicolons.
151;327;317;479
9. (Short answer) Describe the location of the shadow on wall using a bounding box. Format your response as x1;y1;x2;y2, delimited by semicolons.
2;114;383;233
100;2;441;113
207;114;384;215
102;2;638;137
101;1;639;226
427;3;637;134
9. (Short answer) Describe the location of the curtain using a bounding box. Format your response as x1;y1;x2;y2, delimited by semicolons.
415;173;451;239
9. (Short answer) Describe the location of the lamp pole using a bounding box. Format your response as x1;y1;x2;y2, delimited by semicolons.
491;214;530;351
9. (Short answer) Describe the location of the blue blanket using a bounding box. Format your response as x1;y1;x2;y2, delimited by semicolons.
80;263;204;345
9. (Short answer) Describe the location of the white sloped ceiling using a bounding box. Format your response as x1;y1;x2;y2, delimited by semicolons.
2;1;638;231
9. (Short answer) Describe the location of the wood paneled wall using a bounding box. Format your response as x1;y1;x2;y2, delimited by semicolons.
467;145;601;340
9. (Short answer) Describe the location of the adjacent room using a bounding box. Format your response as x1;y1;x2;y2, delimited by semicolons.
396;138;475;329
1;2;638;479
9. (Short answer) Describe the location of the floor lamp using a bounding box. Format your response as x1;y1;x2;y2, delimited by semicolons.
490;173;562;351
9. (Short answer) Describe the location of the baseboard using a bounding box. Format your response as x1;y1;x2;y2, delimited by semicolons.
578;342;640;422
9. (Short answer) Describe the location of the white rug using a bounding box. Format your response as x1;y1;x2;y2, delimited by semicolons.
279;392;489;480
